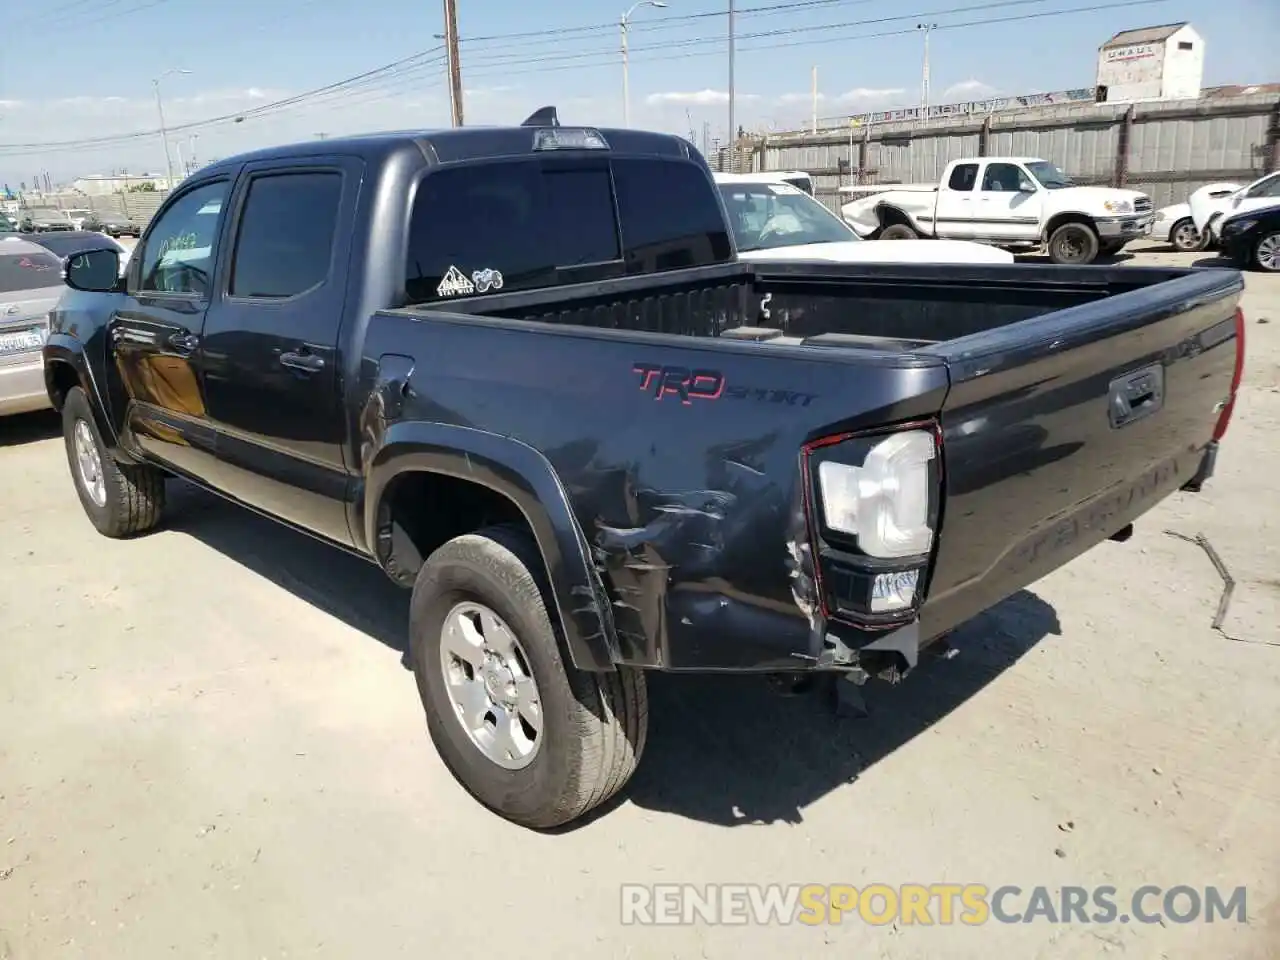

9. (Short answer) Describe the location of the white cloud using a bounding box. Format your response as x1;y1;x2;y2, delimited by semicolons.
837;87;906;103
776;92;826;104
645;89;761;107
941;79;999;101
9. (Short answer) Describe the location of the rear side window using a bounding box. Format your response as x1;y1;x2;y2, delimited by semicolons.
405;161;620;304
230;172;343;299
947;163;978;191
613;158;732;272
0;251;63;292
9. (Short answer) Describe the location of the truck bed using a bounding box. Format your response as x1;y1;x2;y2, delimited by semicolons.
376;260;1242;669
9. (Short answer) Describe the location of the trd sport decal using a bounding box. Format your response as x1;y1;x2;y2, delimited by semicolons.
632;363;817;407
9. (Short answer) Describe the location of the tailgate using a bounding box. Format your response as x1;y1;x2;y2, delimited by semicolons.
918;268;1243;637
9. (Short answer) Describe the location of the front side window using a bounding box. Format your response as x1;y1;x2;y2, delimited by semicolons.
405;160;620;304
0;250;63;292
230;172;343;299
613;157;732;272
982;163;1033;192
138;180;229;295
719;182;855;251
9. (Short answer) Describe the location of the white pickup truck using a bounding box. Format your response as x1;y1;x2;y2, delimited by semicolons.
840;157;1154;264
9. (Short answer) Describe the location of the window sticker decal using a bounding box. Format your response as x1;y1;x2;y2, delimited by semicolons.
437;265;476;297
471;268;504;294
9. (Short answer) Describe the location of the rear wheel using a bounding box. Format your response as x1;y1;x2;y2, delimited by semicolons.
1252;231;1280;273
62;386;165;537
410;525;647;829
1169;217;1207;252
1048;222;1100;265
879;223;918;240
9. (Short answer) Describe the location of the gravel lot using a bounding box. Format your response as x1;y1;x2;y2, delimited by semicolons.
1;241;1277;959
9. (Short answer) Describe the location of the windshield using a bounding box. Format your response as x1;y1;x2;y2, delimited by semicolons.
1025;161;1073;189
0;251;64;293
718;182;856;251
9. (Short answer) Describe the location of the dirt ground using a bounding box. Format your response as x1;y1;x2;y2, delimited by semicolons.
1;241;1277;959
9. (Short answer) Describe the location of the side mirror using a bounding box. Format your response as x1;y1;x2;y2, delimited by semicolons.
65;248;122;293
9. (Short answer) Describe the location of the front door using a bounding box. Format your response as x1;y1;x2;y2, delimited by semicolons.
110;178;232;477
198;159;359;546
971;162;1043;241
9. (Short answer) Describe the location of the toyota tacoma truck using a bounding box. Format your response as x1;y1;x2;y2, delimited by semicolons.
45;110;1245;829
840;157;1154;264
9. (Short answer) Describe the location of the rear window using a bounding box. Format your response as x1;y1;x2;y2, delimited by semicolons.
0;251;63;293
613;158;731;272
404;155;731;304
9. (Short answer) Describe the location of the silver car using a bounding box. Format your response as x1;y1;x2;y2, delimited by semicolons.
0;237;64;416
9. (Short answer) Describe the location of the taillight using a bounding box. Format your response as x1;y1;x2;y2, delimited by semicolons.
1212;306;1245;441
801;421;942;625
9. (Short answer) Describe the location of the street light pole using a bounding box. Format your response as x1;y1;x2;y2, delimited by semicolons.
152;68;190;189
917;22;937;115
621;0;666;128
728;0;736;148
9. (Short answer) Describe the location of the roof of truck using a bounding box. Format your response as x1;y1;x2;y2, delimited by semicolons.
197;123;695;179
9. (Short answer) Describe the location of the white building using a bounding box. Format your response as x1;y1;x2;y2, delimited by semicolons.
1096;22;1204;103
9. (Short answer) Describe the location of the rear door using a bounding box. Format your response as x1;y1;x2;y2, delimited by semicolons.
919;268;1243;638
933;163;978;238
110;178;232;477
198;157;359;545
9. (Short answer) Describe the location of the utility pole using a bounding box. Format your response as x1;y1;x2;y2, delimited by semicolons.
620;0;668;128
727;0;736;150
811;65;818;134
443;0;464;126
315;132;329;139
917;22;937;116
153;68;191;189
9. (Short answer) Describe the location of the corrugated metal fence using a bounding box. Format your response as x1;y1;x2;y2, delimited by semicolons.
19;190;169;225
720;92;1280;213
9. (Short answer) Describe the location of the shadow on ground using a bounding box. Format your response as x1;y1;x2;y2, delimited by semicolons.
0;409;60;448
1192;254;1238;269
165;479;1062;828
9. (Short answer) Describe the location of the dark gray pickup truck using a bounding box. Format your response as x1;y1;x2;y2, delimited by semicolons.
45;110;1246;828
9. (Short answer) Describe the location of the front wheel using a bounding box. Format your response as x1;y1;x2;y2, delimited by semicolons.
410;525;648;829
1251;231;1280;273
878;223;918;240
62;386;165;537
1048;222;1100;265
1169;217;1208;252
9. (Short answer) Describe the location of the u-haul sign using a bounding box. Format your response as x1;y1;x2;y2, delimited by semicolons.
1106;43;1158;62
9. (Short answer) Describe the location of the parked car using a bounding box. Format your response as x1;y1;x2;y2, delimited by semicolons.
0;236;63;416
25;231;131;275
62;208;93;230
80;210;142;238
19;209;75;232
1218;203;1280;273
715;173;1014;264
839;157;1154;264
0;211;17;233
1150;184;1240;252
1190;171;1280;245
715;169;815;196
47;112;1245;829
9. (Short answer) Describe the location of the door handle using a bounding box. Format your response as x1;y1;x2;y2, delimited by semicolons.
168;331;199;353
280;351;325;373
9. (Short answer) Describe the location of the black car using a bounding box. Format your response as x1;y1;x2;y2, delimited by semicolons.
79;210;141;238
25;230;129;266
1219;203;1280;273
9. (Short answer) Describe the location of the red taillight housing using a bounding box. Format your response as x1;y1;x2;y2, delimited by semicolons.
1212;306;1245;442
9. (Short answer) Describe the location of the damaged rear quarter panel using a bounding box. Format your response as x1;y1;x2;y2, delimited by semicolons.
367;312;950;671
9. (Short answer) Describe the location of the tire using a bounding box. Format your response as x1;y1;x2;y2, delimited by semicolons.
879;223;918;240
1250;230;1280;273
1169;217;1207;253
410;524;648;829
62;386;165;537
1048;222;1100;265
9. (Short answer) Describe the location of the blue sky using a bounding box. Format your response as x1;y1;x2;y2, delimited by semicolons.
0;0;1276;185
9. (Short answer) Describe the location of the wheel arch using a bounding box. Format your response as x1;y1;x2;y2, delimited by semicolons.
1043;211;1097;242
365;422;618;672
43;335;122;455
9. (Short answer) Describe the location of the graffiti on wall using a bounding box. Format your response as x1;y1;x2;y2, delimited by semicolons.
842;88;1096;129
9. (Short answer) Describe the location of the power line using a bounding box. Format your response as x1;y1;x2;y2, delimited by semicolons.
0;0;1163;155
